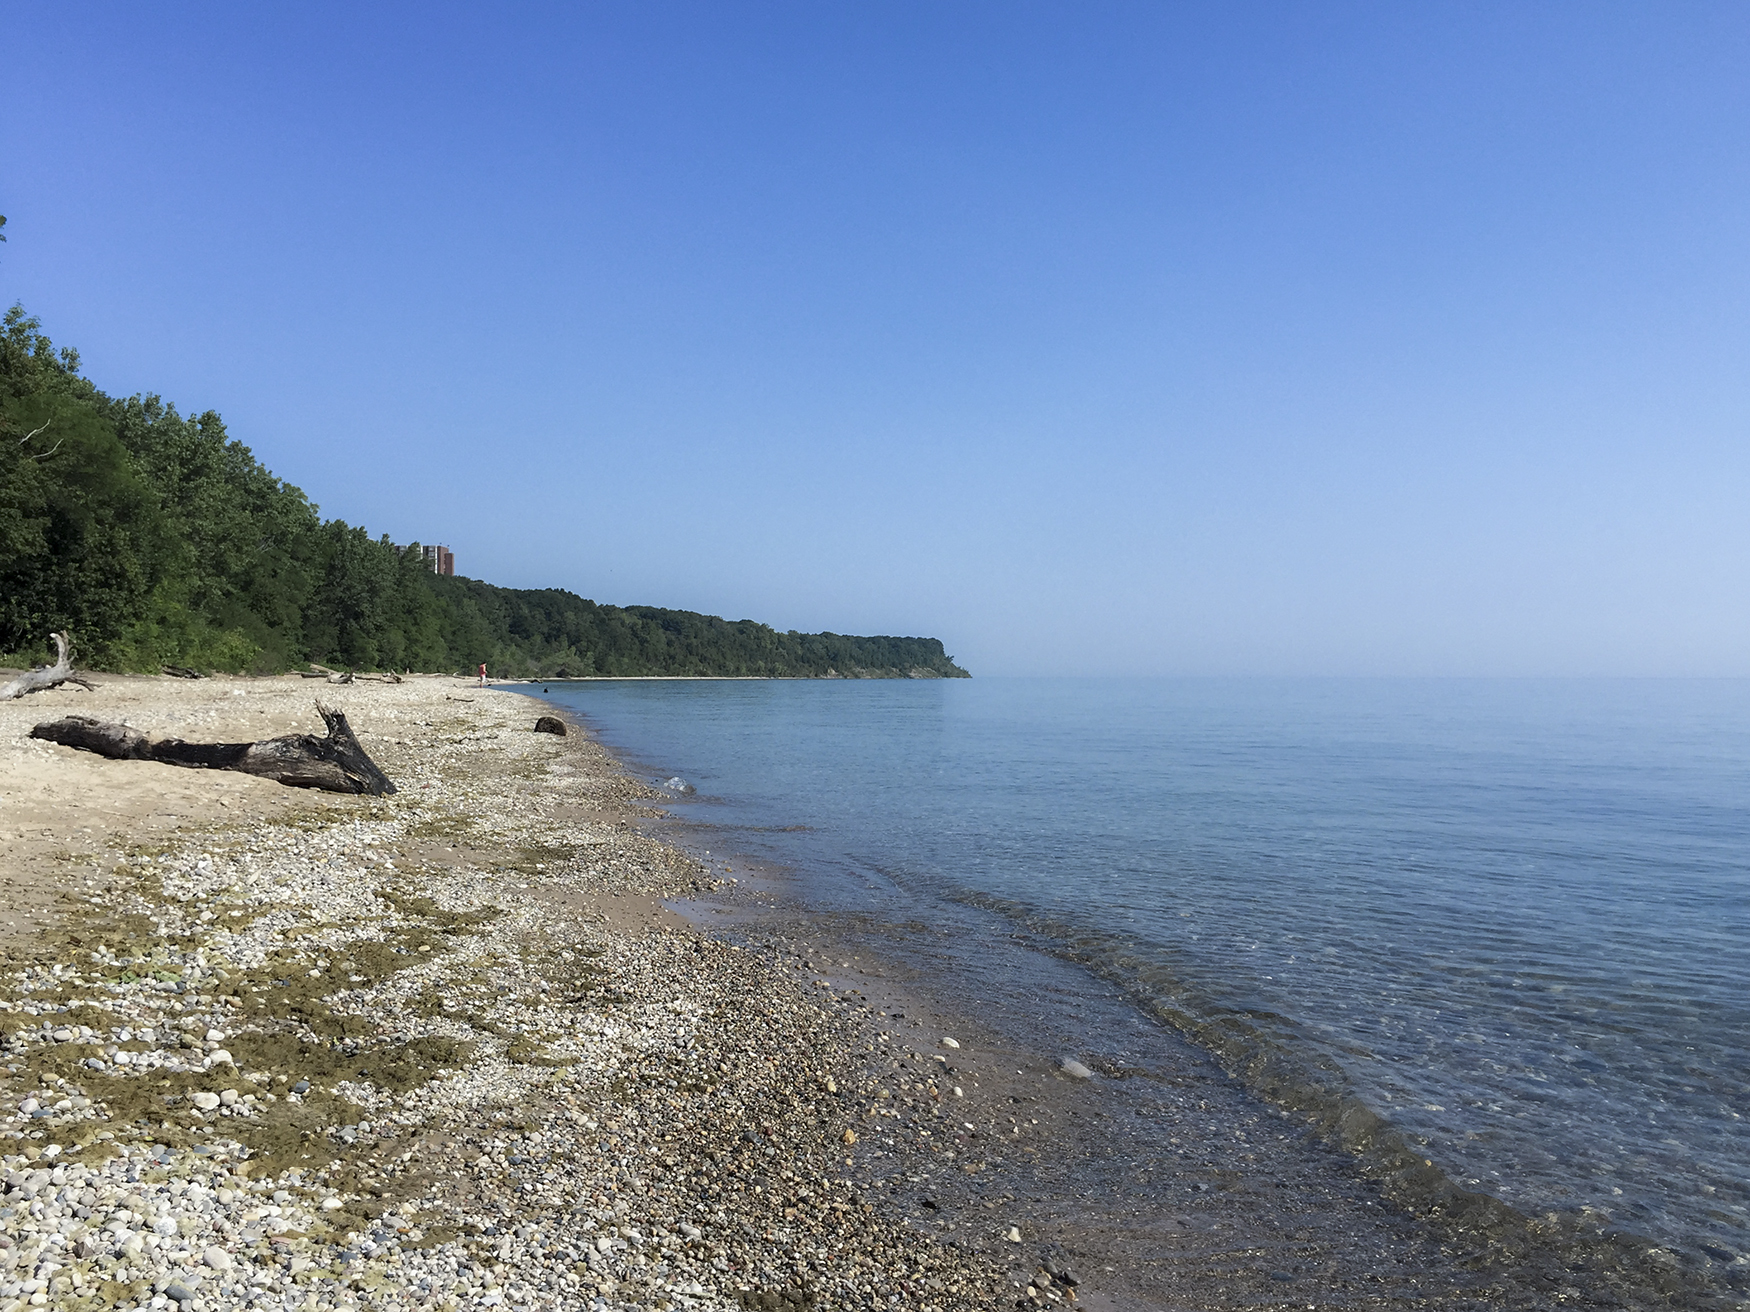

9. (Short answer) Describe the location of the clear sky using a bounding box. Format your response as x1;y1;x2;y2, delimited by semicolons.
4;3;1747;676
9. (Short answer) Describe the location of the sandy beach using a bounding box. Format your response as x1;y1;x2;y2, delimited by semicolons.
0;675;1677;1312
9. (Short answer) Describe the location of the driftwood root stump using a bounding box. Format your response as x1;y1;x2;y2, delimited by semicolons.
0;631;97;700
30;702;397;796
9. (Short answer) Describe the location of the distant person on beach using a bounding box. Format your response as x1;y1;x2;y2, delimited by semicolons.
478;663;487;687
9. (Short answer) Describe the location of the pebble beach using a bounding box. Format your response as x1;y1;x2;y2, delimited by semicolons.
0;676;1033;1312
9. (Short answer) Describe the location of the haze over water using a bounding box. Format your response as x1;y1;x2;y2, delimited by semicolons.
529;677;1750;1274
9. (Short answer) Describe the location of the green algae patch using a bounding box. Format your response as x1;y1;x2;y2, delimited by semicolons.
335;931;449;979
229;951;369;1038
203;904;268;933
410;985;449;1019
72;1062;263;1127
24;1037;126;1084
229;933;463;1035
509;841;574;873
378;887;501;936
61;1002;121;1029
459;1010;509;1039
505;1035;572;1067
407;1222;462;1249
72;1062;368;1176
401;813;480;845
229;1030;474;1095
69;911;163;961
226;1091;364;1175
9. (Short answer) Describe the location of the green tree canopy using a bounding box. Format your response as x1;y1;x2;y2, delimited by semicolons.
0;306;968;679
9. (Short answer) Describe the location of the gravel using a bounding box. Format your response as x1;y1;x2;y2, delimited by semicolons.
0;681;1015;1311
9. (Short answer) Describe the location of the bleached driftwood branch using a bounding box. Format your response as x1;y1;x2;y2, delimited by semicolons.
30;701;397;796
0;631;97;700
298;664;400;684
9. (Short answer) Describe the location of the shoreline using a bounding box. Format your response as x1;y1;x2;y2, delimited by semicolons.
531;688;1735;1312
488;677;964;684
0;676;1012;1311
624;830;1510;1312
0;674;1723;1312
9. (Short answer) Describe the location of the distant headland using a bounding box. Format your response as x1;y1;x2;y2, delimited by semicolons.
0;306;968;679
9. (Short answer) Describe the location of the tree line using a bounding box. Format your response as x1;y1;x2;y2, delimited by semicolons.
0;306;968;679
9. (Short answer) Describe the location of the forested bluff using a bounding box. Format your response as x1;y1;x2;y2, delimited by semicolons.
0;307;968;680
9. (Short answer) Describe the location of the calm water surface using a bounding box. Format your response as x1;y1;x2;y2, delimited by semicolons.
520;677;1750;1267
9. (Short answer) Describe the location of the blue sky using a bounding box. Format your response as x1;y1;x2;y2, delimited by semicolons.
4;3;1748;675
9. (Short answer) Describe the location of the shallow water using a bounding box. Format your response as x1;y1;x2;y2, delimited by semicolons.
518;677;1750;1274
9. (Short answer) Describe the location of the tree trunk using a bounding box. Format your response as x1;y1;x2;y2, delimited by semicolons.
30;702;397;796
0;631;97;700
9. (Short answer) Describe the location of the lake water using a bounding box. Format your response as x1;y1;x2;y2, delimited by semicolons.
518;677;1750;1278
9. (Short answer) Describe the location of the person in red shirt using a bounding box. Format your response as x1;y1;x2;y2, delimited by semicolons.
478;663;487;687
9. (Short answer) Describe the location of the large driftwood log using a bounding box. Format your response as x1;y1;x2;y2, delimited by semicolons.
0;631;97;700
30;702;397;795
